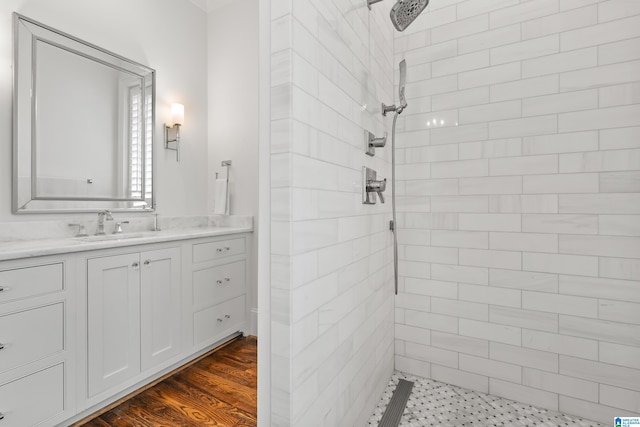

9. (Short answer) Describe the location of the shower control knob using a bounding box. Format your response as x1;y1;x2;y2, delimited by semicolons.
367;178;387;204
363;167;388;205
365;130;388;156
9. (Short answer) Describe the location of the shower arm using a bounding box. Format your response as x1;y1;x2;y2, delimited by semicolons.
367;0;385;10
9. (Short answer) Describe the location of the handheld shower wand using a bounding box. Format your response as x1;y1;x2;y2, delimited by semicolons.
382;60;408;116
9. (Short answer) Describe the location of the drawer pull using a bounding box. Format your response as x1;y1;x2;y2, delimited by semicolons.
0;342;4;350
0;286;5;292
0;412;4;420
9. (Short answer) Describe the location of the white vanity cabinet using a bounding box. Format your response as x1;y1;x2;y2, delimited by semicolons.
0;227;251;426
86;247;181;397
188;237;248;350
0;256;75;427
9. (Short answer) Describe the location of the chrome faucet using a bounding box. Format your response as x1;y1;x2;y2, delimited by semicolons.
96;210;114;235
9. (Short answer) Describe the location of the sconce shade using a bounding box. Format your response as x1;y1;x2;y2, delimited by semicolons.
170;103;184;126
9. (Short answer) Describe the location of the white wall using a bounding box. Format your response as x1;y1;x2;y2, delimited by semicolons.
393;0;640;424
207;0;260;334
0;0;209;220
269;1;396;425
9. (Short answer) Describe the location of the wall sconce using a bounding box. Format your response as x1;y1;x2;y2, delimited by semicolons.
165;103;184;161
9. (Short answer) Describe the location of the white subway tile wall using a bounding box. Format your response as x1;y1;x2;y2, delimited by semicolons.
394;0;640;424
270;0;395;425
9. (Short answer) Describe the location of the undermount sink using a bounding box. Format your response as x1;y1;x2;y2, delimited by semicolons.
76;233;149;242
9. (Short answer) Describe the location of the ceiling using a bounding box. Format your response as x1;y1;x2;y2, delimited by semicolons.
188;0;235;13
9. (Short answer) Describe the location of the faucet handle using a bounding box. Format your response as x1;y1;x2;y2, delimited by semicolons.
377;179;387;203
68;223;88;237
363;167;388;204
365;131;388;156
113;221;130;234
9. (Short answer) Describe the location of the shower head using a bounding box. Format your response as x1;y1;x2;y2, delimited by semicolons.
390;0;429;32
399;59;407;111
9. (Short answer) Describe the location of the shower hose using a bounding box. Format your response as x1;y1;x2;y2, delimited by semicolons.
391;111;399;295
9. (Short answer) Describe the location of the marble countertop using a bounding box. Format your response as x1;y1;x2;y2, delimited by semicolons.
0;224;252;262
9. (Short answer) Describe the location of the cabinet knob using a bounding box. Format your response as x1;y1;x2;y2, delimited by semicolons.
132;262;139;269
216;280;222;285
144;260;151;266
224;277;231;282
224;247;231;251
217;318;223;322
0;342;5;350
0;411;4;420
216;248;223;253
225;314;231;319
0;286;5;292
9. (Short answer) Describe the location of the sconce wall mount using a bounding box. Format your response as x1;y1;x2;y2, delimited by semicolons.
165;103;184;161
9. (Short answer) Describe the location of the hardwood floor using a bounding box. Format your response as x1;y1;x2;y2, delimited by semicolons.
78;336;257;427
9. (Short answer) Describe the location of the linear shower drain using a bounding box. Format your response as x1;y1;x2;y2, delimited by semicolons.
378;378;414;427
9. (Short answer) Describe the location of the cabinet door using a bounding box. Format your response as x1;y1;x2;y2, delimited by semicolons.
140;247;181;371
87;253;141;397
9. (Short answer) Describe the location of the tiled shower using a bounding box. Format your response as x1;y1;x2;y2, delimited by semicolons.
267;0;640;425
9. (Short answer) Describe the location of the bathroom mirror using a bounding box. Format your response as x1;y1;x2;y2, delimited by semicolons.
12;13;155;213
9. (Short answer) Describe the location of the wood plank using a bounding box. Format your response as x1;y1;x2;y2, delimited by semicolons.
142;381;241;425
178;366;257;414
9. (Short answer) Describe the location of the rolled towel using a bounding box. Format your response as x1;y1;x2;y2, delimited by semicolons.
213;178;228;215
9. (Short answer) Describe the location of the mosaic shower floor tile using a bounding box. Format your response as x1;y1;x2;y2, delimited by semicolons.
368;372;605;427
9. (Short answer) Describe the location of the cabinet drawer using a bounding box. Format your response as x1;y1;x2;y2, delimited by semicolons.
192;238;245;264
0;303;64;375
0;263;63;303
0;363;64;426
193;260;245;309
194;295;245;346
